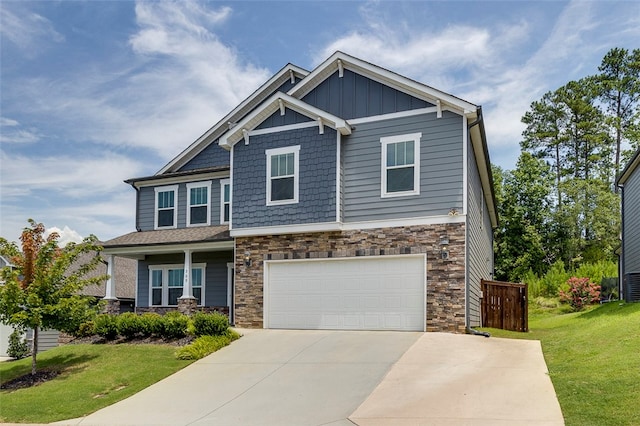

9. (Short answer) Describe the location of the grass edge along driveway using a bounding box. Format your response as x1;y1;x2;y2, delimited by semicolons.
0;344;195;424
483;302;640;426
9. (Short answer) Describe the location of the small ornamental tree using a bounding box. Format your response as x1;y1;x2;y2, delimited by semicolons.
559;276;601;311
0;219;107;375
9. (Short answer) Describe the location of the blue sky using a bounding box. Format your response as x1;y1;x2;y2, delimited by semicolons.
1;0;639;245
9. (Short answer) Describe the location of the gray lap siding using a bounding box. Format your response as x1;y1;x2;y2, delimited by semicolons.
232;126;337;229
138;180;223;231
342;111;464;222
624;169;640;274
466;139;494;327
136;251;232;308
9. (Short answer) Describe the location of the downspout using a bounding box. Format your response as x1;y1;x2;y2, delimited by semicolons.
465;106;491;338
617;181;625;302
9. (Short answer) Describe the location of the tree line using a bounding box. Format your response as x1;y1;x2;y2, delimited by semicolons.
494;47;640;283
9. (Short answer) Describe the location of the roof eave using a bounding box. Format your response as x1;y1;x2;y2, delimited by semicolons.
617;148;640;187
157;63;309;174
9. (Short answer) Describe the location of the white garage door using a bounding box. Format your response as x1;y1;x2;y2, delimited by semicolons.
265;255;425;331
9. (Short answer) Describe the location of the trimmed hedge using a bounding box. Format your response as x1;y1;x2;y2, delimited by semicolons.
79;311;231;341
175;330;240;360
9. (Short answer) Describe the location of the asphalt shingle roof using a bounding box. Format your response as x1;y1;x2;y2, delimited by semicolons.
102;225;231;248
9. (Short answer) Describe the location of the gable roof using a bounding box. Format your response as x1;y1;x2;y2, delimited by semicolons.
219;92;352;149
617;148;640;187
288;51;477;115
158;63;309;174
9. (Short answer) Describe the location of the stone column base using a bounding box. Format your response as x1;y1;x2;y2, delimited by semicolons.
103;298;120;314
177;297;198;315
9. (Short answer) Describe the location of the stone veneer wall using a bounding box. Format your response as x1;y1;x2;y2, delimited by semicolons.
234;223;466;332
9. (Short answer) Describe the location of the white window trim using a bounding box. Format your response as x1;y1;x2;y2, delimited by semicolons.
266;145;300;206
154;185;179;230
186;181;212;227
220;179;231;224
148;263;206;307
380;133;421;198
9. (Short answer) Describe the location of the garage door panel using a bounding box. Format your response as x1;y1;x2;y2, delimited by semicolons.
266;256;425;331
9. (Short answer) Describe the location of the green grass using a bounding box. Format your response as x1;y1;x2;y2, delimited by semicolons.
482;302;640;426
0;344;195;423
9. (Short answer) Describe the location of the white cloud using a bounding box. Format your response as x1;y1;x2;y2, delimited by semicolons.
0;5;64;53
46;226;84;247
0;117;40;144
0;151;143;199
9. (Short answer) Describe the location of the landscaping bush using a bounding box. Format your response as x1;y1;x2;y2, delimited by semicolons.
75;320;95;337
140;312;164;337
559;276;601;311
192;311;229;336
94;314;118;340
161;311;189;339
117;312;143;338
175;330;240;360
7;328;29;359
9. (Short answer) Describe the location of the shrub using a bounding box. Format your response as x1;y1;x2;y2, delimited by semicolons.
117;312;143;338
192;311;229;336
559;277;601;311
75;320;95;337
94;314;119;340
140;312;164;337
161;311;189;339
7;328;29;359
175;330;240;360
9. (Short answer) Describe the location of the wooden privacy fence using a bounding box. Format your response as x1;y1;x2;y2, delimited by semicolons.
481;280;528;332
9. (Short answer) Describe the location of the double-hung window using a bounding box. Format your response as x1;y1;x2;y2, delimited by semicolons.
266;145;300;205
186;181;211;226
381;133;421;197
220;179;230;224
149;264;205;306
154;185;178;229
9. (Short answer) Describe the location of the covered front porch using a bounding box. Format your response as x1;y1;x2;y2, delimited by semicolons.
102;226;234;320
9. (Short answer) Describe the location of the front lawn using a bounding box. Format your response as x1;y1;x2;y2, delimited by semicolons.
482;302;640;426
0;344;195;423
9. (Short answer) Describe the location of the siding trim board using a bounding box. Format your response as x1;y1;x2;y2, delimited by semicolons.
349;107;439;125
229;214;466;237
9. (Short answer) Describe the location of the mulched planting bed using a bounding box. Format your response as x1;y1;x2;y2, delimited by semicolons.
1;369;59;391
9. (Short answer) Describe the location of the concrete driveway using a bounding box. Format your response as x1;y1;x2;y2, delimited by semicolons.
55;330;564;426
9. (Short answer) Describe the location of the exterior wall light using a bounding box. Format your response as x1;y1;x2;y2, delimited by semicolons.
439;235;450;260
244;251;251;267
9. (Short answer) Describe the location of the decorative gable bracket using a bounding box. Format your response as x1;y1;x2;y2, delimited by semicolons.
219;92;351;150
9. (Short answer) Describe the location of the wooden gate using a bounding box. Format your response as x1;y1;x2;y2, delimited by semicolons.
481;280;528;332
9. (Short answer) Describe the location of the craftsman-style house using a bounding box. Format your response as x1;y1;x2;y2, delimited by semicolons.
103;51;497;332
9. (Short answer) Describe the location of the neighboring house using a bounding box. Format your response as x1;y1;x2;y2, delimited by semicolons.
616;148;640;302
76;251;137;313
103;51;497;333
0;252;135;356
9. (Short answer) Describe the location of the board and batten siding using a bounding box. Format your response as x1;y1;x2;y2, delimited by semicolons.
302;69;432;120
137;180;223;231
466;138;494;327
342;111;463;222
232;126;337;229
137;252;231;308
179;142;230;171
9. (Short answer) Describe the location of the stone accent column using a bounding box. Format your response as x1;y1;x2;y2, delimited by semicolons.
103;299;121;314
177;298;198;315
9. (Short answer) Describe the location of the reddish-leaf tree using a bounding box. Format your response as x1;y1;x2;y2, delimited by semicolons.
0;219;106;375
